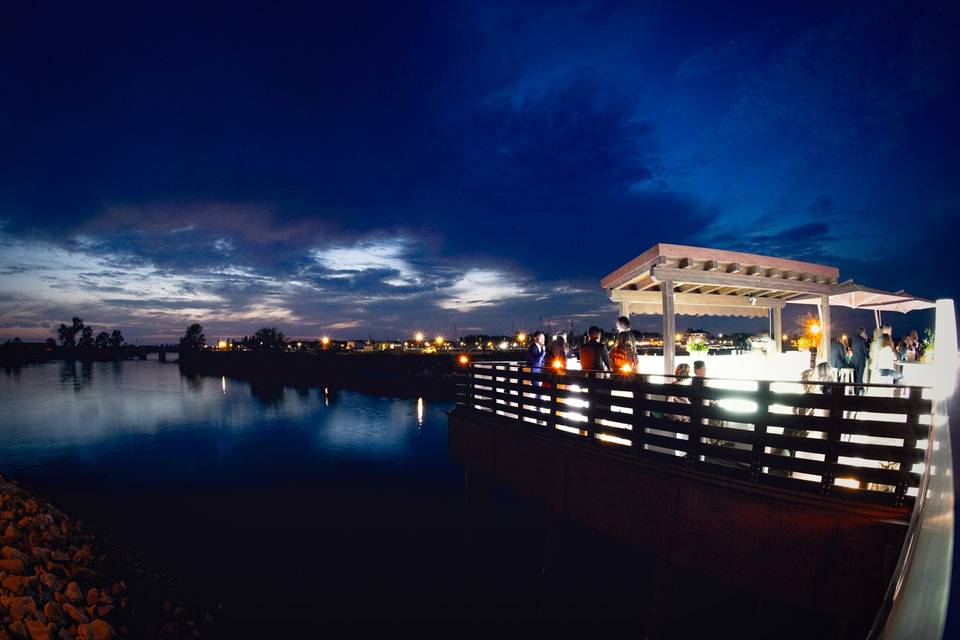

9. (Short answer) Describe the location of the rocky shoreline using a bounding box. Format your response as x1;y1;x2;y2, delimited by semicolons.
0;476;213;639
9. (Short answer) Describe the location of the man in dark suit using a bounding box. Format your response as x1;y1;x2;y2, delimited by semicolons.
579;326;611;372
526;331;546;372
829;337;847;370
851;327;869;394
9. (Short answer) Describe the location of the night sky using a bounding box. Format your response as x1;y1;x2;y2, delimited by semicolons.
1;1;958;343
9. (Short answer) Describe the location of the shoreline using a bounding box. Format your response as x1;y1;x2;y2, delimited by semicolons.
0;475;214;639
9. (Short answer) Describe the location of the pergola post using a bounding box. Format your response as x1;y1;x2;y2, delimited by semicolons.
619;301;629;319
771;307;783;353
661;280;675;375
817;295;831;364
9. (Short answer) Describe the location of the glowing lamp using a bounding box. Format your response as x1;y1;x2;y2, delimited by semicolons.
216;340;227;350
620;363;633;374
321;336;331;346
552;358;564;370
809;323;821;335
414;332;425;343
458;354;469;366
435;335;444;345
517;332;526;343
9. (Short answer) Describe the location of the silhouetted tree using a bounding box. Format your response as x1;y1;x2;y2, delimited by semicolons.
180;323;206;350
109;329;124;349
57;317;86;347
94;331;110;349
252;327;286;349
78;326;94;349
45;338;56;348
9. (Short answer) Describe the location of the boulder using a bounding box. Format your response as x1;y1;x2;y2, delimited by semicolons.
76;620;112;640
62;603;88;625
25;619;51;640
1;546;29;564
43;601;65;626
0;559;26;575
8;595;37;621
63;583;82;603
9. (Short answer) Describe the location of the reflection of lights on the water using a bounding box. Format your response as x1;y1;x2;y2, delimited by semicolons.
323;387;330;406
221;377;226;393
417;397;424;427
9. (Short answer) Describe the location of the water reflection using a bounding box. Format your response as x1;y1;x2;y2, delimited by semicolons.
0;360;453;477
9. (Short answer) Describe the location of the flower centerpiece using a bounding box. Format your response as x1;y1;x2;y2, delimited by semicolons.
920;328;935;363
685;336;709;354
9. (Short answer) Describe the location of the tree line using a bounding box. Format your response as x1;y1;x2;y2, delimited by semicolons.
56;317;125;349
180;324;288;350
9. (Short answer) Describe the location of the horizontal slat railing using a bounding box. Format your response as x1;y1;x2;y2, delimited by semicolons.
455;361;932;508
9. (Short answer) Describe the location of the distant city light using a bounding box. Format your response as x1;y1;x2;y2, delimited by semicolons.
414;331;425;343
435;335;444;345
516;332;527;344
216;340;228;350
320;336;331;346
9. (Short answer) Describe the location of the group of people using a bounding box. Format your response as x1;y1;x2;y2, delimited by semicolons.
525;316;641;374
828;325;924;389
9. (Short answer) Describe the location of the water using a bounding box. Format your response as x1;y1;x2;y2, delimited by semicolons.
0;360;660;631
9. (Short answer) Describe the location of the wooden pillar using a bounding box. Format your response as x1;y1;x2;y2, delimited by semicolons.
619;300;629;319
817;296;831;364
771;307;783;354
661;281;675;375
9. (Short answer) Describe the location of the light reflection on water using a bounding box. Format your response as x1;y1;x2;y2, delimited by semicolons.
0;360;451;477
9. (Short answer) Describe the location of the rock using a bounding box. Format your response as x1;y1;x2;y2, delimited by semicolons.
84;590;97;607
2;575;36;595
95;605;112;618
39;572;61;592
57;629;73;640
50;553;70;564
1;546;29;564
64;583;82;603
76;620;112;640
25;619;51;640
62;603;88;625
0;559;26;575
43;602;64;626
8;596;37;621
8;621;27;638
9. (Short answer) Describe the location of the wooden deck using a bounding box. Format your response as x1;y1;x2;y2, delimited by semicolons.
449;362;934;636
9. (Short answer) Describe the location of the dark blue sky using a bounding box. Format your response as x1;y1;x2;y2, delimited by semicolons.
1;1;957;342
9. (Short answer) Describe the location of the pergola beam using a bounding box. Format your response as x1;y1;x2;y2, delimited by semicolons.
611;289;786;309
651;266;832;296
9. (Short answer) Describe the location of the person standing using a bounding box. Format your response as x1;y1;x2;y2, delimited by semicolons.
526;331;546;372
829;336;847;370
547;331;568;368
611;316;639;370
579;326;611;372
851;327;869;393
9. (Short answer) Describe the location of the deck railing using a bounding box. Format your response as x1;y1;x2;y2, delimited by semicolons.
455;362;932;508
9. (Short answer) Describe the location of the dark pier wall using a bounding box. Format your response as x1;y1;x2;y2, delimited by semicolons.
449;409;907;636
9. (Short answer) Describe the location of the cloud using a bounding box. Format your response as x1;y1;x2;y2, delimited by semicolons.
438;268;532;311
310;238;421;287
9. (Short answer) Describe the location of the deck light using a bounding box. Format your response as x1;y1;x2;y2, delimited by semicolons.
458;354;469;366
552;358;564;371
809;322;821;335
620;363;633;374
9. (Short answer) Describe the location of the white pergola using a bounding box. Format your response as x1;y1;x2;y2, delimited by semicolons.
603;244;935;375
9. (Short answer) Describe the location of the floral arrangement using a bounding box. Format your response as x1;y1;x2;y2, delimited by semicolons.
685;337;709;353
920;328;935;363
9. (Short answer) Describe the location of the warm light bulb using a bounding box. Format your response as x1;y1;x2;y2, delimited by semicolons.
552;358;564;370
458;354;469;365
620;363;633;374
414;332;424;342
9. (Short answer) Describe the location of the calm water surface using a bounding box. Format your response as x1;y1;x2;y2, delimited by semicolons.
0;360;655;630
